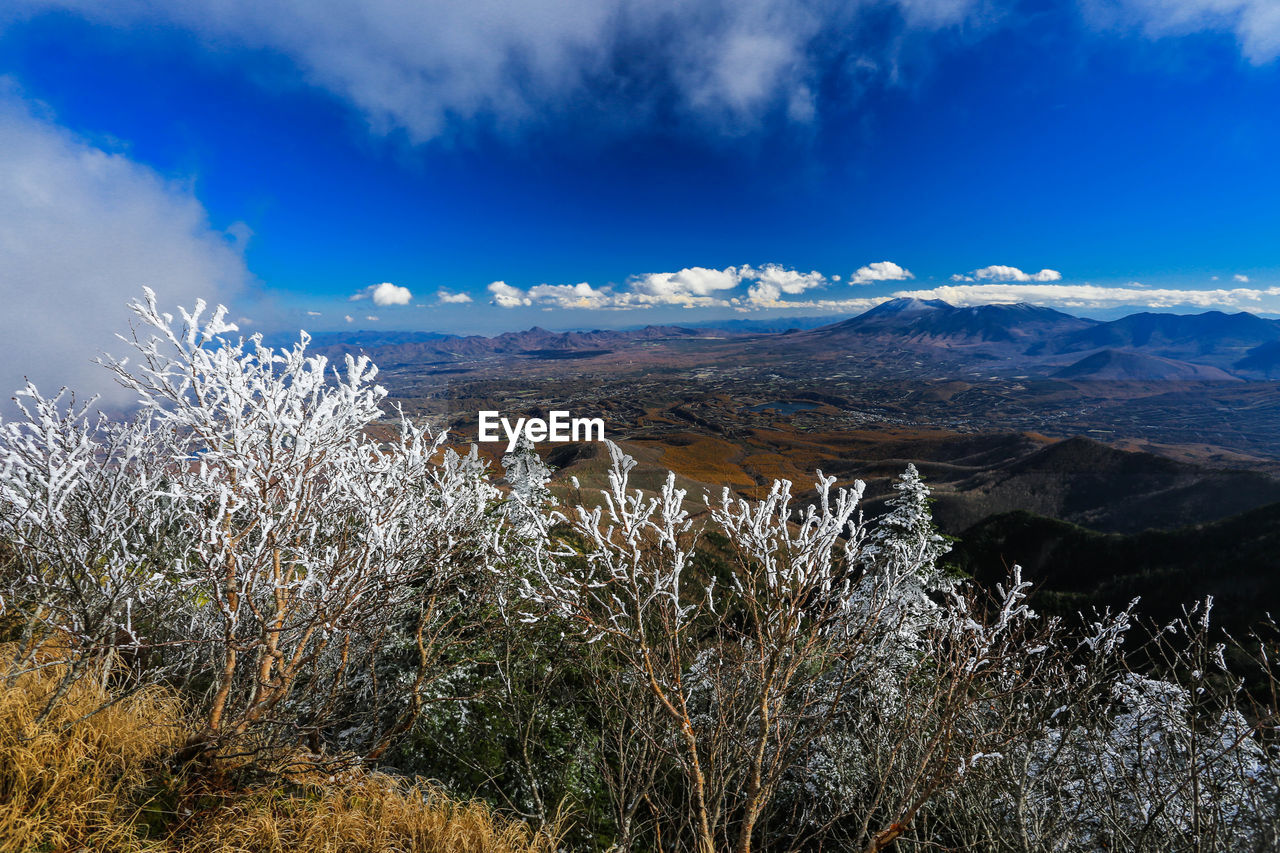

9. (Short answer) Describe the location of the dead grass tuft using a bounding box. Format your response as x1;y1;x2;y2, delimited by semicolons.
0;649;185;852
185;776;561;853
0;649;559;853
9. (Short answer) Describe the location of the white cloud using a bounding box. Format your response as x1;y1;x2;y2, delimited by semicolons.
488;281;532;308
435;289;473;304
892;282;1280;312
746;263;827;294
305;310;322;316
351;281;412;306
850;260;914;285
364;314;379;322
0;85;250;405
951;265;1062;283
11;0;987;142
741;295;890;313
527;282;621;309
488;280;636;310
344;314;354;323
1085;0;1280;64
741;264;828;305
1235;273;1250;283
485;263;849;310
627;265;745;307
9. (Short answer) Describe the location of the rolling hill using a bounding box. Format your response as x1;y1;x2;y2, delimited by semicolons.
950;502;1280;636
1042;310;1280;366
1234;339;1280;378
923;436;1280;533
1052;349;1241;381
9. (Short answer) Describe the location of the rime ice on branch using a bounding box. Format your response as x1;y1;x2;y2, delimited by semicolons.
1;290;1276;851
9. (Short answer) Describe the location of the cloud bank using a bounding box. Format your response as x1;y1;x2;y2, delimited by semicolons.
0;85;250;405
10;0;986;143
895;282;1280;311
12;1;1275;149
480;261;1280;317
1087;0;1280;64
487;264;840;310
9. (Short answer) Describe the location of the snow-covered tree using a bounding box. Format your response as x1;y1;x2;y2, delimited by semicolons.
2;289;508;759
502;435;554;537
0;385;184;721
518;447;1065;852
862;463;950;577
2;289;1277;851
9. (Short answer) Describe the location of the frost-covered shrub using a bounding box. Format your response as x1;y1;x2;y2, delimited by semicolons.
1;289;508;759
1;289;1276;851
516;449;1280;853
0;386;185;721
502;436;555;538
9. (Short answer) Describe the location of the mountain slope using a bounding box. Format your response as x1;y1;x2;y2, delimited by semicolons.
926;436;1280;533
1045;311;1280;366
950;503;1280;635
1234;339;1280;378
814;298;1094;347
1052;349;1241;381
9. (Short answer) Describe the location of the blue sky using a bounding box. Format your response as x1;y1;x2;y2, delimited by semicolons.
1;1;1279;395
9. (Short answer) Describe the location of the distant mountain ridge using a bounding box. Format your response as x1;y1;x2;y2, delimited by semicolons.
1053;349;1241;381
1043;310;1280;366
309;324;718;364
813;299;1096;345
300;298;1280;380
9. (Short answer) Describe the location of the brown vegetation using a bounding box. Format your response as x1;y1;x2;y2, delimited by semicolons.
0;649;558;853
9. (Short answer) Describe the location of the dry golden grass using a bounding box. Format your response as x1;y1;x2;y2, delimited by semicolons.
0;649;558;853
184;777;561;853
0;650;186;852
656;435;756;488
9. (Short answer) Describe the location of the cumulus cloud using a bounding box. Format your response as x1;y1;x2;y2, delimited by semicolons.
526;282;621;309
892;282;1280;312
951;265;1062;283
0;85;250;406
1235;273;1251;283
1085;0;1280;64
10;0;986;142
350;281;412;306
849;261;914;285
435;289;473;304
742;295;889;313
488;281;532;308
628;266;744;306
627;264;832;308
364;314;379;322
741;263;828;305
488;280;636;310
344;314;354;323
487;263;840;310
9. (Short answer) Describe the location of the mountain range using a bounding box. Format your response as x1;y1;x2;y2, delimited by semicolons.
812;298;1095;345
307;298;1280;382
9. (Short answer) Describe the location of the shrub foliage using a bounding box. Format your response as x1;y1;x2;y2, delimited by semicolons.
1;291;1277;851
